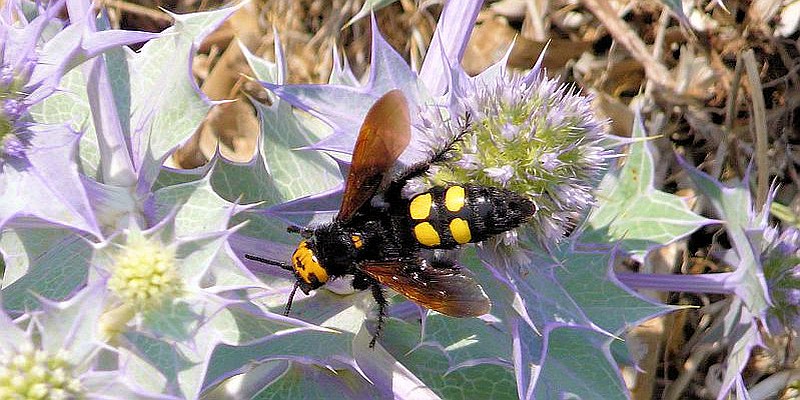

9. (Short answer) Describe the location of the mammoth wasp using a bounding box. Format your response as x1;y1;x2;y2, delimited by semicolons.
246;89;535;346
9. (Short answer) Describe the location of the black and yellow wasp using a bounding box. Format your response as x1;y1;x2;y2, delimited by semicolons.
246;89;535;346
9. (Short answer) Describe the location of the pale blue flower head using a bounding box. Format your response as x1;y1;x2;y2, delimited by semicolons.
762;225;800;331
0;0;56;162
417;64;615;243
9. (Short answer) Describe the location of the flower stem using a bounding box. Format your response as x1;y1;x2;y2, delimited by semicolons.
98;303;135;342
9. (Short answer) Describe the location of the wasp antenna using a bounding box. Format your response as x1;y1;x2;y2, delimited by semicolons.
244;253;293;271
284;282;300;316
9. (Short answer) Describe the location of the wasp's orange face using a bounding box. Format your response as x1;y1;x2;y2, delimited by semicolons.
291;240;329;294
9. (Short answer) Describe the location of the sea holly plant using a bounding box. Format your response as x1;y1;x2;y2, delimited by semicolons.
0;0;783;399
0;0;158;237
222;1;714;399
0;0;330;398
0;283;177;399
615;150;789;399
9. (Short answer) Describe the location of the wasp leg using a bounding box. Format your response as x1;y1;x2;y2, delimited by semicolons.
351;271;387;348
388;112;472;192
369;283;387;348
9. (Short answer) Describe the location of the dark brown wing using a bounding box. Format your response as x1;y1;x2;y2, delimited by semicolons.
360;259;491;317
337;89;410;222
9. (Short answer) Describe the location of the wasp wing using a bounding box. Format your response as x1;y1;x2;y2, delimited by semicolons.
359;259;491;317
337;89;410;222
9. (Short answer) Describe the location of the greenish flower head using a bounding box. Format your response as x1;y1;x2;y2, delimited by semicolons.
424;72;613;242
0;342;84;400
108;233;183;311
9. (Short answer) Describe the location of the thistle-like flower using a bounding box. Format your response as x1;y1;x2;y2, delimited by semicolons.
0;1;296;398
107;232;183;312
762;226;800;332
228;2;670;399
0;88;30;160
94;218;235;342
0;284;175;400
0;343;83;400
0;3;50;164
415;70;614;245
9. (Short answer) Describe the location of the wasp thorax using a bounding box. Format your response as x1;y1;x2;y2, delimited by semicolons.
291;240;329;293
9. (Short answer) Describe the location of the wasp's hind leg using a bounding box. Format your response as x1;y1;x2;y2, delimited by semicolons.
369;284;387;348
388;112;473;194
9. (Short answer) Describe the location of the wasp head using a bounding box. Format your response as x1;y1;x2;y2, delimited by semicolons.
291;239;329;294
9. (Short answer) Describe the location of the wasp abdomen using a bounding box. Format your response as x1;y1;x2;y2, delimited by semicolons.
407;184;535;249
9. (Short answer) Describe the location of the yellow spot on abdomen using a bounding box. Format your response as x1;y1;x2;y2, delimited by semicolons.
413;222;441;246
445;186;466;212
449;218;472;244
410;193;432;220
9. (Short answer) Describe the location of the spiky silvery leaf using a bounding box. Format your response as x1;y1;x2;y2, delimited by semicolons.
0;0;154;237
